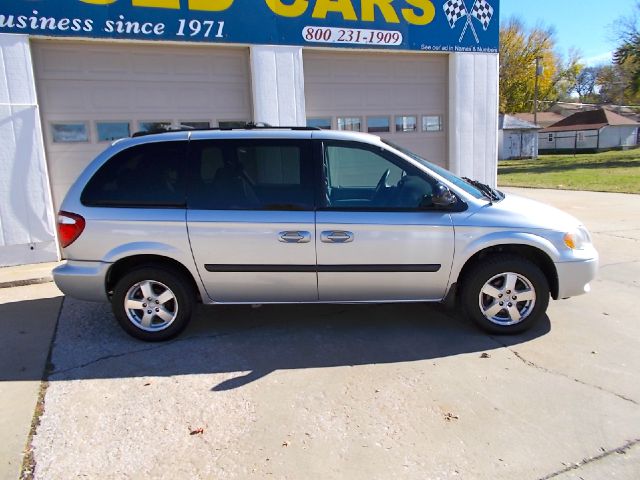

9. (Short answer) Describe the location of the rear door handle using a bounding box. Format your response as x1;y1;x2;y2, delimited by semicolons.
278;231;311;243
321;231;354;243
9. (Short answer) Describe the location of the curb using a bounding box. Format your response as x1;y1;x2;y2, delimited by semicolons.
0;276;54;289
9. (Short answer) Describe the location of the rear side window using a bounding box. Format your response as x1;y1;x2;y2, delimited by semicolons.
188;140;314;210
81;141;187;207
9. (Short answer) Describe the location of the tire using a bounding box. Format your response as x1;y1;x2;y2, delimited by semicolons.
111;266;194;341
461;255;549;334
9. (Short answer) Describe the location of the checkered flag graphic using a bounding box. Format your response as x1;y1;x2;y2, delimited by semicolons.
471;0;494;30
443;0;468;28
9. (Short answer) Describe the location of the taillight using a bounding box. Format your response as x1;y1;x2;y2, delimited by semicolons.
57;211;86;248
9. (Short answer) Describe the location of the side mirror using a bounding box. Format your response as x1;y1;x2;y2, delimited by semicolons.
431;183;457;208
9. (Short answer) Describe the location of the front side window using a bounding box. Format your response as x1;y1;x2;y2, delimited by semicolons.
81;141;187;207
382;139;485;200
323;143;437;210
188;140;314;210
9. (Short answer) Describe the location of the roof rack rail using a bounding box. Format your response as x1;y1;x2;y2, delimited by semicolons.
243;122;321;131
131;122;321;137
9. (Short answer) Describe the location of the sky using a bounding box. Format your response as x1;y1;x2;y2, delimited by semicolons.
500;0;636;66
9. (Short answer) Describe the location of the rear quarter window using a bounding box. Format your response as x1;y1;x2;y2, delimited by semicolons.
81;141;188;207
187;140;315;211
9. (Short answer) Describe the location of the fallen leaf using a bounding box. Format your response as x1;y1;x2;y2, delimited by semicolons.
143;383;151;386
480;353;491;359
190;427;204;435
444;413;459;422
282;441;289;447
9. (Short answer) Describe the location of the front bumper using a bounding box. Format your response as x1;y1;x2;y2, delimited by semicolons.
53;260;111;302
554;256;599;299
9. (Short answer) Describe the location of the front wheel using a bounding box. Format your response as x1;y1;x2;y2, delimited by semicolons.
112;267;194;341
461;255;549;334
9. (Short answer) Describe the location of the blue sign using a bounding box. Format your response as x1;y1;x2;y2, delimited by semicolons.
0;0;499;53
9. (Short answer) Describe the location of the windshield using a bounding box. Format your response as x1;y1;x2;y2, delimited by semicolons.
381;140;488;200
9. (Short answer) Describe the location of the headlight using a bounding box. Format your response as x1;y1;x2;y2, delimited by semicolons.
563;227;591;250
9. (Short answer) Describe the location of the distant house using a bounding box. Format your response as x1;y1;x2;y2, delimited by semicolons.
513;112;566;129
498;114;541;160
539;108;639;154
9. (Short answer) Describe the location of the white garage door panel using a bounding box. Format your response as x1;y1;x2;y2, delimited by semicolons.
91;86;132;109
47;150;98;208
304;50;448;167
32;40;251;210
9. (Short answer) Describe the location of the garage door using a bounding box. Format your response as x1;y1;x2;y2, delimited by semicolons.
304;50;448;168
32;40;252;209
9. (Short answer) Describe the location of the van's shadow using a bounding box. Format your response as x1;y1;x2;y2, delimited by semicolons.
1;297;550;390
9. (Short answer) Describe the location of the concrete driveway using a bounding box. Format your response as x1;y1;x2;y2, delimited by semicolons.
0;283;61;480
26;188;640;479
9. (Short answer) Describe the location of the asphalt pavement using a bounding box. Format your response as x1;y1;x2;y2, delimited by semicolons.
3;187;639;479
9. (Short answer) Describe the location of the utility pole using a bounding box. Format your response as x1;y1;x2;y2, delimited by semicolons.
533;56;543;126
533;57;543;160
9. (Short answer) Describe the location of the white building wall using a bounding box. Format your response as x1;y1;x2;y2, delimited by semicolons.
449;53;499;187
540;127;638;151
579;131;600;149
539;132;554;150
0;34;58;267
500;130;538;159
600;125;638;148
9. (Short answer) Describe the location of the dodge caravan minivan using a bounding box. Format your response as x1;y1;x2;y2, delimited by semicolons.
53;127;598;341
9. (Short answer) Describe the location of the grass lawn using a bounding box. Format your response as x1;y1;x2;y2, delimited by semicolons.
498;148;640;194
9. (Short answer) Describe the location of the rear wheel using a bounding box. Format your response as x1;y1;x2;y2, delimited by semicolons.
461;255;549;334
112;266;194;341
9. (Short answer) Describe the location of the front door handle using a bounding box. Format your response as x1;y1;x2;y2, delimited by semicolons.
321;231;354;243
279;231;311;243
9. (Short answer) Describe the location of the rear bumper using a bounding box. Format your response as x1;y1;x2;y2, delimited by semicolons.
53;260;111;302
555;256;599;299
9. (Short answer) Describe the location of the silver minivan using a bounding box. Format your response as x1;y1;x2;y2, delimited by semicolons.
53;127;598;341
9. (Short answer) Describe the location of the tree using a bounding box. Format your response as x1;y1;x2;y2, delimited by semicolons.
573;66;600;102
499;18;580;113
595;64;640;105
613;2;640;98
